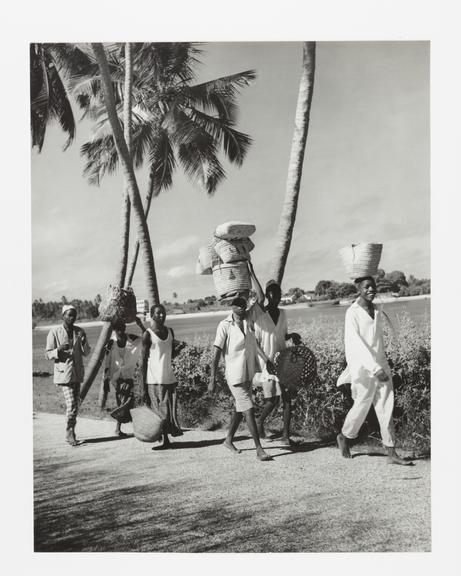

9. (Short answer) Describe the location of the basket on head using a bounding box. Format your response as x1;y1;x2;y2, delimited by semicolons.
99;285;137;324
130;405;165;442
215;221;256;240
339;243;383;280
110;395;134;424
212;262;251;298
274;345;318;392
214;237;255;263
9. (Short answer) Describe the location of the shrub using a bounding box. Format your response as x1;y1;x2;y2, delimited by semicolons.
173;337;233;428
168;310;430;454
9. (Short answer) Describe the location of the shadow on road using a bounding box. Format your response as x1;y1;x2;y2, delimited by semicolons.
80;434;134;444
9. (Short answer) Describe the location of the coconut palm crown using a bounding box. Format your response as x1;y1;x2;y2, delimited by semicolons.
76;43;255;196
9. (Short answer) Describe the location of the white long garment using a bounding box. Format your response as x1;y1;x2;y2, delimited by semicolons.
344;301;390;381
251;304;287;375
146;328;176;385
340;300;395;446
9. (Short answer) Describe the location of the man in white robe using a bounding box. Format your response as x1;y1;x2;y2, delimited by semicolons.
336;277;412;465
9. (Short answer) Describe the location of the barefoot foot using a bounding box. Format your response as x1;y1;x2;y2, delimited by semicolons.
256;447;273;461
387;453;413;466
223;439;242;454
337;433;352;458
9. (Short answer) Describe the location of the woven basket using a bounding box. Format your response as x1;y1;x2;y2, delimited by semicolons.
339;243;383;280
110;395;134;424
212;262;251;297
215;221;256;240
99;285;137;324
274;345;318;392
130;405;165;442
214;237;255;263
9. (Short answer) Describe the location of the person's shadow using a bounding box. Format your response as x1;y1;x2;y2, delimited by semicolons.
80;433;134;444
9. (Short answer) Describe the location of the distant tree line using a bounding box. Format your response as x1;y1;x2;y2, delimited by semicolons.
32;295;102;322
32;269;430;322
312;269;430;302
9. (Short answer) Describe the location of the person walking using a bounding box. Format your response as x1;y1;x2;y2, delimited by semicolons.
45;305;91;446
209;289;272;462
101;317;145;436
142;304;184;449
336;276;412;465
251;278;301;446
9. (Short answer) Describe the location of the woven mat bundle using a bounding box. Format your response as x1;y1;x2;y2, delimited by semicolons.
99;285;137;324
274;345;318;392
196;221;256;299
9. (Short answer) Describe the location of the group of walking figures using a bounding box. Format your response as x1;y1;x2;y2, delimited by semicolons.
45;261;412;465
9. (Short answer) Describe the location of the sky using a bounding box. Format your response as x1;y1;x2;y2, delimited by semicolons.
31;41;430;303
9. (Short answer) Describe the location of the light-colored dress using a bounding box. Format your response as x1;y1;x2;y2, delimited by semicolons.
146;327;182;436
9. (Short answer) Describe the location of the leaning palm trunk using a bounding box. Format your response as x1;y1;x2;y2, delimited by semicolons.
80;43;159;401
125;169;156;288
271;42;316;284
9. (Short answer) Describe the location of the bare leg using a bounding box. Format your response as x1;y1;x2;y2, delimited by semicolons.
387;446;413;465
224;408;243;453
337;432;352;458
243;407;272;461
280;395;293;445
257;398;278;439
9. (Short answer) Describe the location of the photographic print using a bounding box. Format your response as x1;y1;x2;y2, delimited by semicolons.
31;40;430;553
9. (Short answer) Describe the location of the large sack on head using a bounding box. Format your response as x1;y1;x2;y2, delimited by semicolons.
212;262;251;298
130;405;165;442
215;221;256;240
339;243;382;280
214;237;255;263
99;285;137;324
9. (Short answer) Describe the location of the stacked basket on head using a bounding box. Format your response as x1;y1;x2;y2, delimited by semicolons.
339;242;383;280
196;221;256;301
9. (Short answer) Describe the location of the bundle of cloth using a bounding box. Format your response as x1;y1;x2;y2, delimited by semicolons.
196;221;256;300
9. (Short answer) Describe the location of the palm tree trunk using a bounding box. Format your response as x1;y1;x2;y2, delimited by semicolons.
80;43;159;402
125;169;156;288
116;42;133;288
271;42;316;285
92;42;159;304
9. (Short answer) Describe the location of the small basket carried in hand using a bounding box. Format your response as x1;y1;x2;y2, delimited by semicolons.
130;405;165;443
274;345;318;392
99;285;137;324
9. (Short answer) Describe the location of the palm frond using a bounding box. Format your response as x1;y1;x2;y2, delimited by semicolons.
146;128;176;196
80;134;118;185
185;108;252;165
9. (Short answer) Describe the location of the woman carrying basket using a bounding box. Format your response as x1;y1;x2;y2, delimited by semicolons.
100;317;145;436
141;304;184;449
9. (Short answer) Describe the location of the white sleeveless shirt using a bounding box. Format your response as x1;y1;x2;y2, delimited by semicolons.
146;327;176;385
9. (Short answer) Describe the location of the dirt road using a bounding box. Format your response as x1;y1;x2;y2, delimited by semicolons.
33;412;430;552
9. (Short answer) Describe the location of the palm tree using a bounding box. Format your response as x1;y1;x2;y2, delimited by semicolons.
271;42;316;284
79;43;255;398
77;43;255;286
80;43;161;401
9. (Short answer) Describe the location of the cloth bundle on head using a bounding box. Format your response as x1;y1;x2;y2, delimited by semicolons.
62;304;76;315
196;221;256;300
98;285;137;324
339;243;383;280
